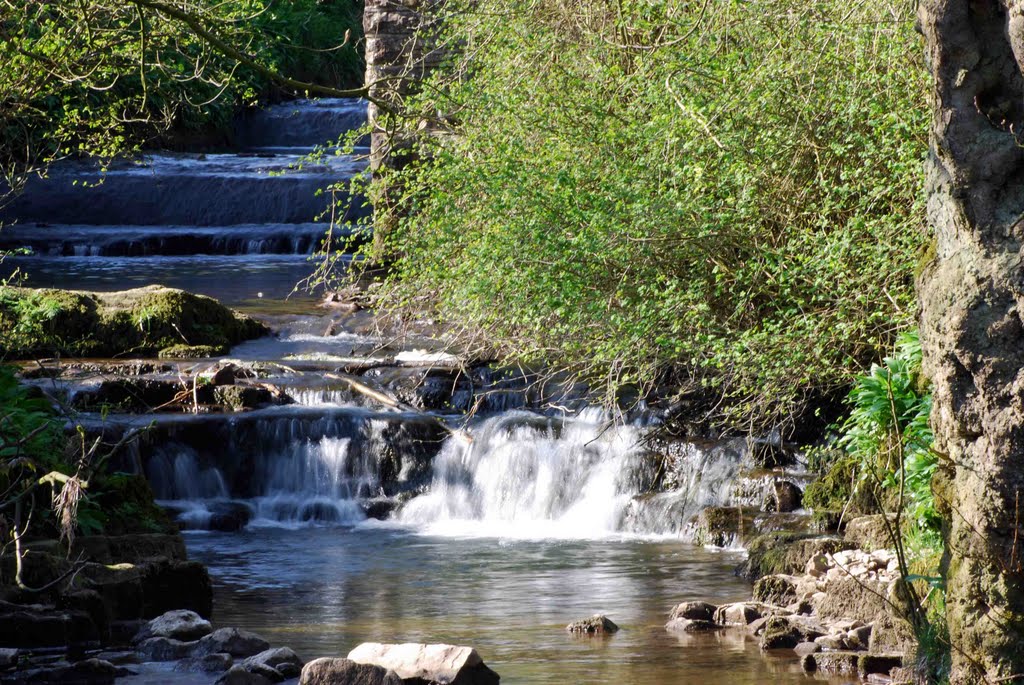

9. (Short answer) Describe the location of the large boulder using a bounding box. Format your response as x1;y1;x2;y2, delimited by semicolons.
136;609;212;642
347;643;500;685
0;602;99;648
299;657;402;685
80;557;213;620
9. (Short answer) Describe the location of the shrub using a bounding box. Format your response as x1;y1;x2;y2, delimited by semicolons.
358;0;927;429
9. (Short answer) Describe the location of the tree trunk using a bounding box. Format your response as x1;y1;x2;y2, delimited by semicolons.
918;1;1024;682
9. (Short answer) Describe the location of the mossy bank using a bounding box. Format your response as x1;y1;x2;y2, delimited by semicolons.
0;285;267;360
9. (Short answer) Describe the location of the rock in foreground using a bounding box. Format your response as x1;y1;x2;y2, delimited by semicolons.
300;658;402;685
347;642;500;684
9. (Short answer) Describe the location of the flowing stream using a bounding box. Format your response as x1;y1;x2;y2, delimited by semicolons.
2;99;832;683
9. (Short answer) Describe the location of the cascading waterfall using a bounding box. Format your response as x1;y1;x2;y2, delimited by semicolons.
139;402;755;538
397;409;658;538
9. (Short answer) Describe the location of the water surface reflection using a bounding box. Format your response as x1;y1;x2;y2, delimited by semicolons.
186;527;844;684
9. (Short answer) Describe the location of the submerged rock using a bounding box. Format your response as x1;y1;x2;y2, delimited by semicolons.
138;636;196;661
802;651;860;675
347;642;500;685
0;649;18;669
7;657;125;684
175;652;234;674
566;615;620;635
299;657;402;685
216;664;274;685
665;618;722;633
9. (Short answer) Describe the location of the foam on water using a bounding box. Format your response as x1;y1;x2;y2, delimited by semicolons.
396;408;657;539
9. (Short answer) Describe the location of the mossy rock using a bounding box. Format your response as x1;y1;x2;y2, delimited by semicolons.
804;453;884;516
752;574;797;606
158;344;224;359
0;285;267;360
737;531;855;580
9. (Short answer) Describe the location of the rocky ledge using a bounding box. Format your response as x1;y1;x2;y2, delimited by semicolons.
667;539;918;683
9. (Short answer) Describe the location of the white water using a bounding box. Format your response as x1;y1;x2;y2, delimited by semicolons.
397;409;656;538
146;403;755;540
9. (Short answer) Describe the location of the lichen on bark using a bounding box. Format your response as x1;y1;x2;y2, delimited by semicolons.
918;0;1024;681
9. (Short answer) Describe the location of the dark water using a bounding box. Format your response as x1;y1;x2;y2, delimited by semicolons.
184;526;845;685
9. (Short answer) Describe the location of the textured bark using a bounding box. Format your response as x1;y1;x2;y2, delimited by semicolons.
918;1;1024;682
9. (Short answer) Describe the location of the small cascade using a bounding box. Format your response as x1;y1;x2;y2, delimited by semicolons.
0;98;370;306
140;407;447;528
128;401;766;538
619;439;747;537
233;98;369;149
397;409;660;537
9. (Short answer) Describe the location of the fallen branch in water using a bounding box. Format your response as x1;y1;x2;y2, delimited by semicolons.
323;372;472;443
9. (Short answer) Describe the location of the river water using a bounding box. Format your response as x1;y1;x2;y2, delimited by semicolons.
2;99;840;683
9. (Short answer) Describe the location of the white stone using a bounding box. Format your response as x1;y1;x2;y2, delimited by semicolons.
347;643;496;684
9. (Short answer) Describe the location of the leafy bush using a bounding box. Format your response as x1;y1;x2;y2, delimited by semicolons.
838;330;938;531
361;0;927;427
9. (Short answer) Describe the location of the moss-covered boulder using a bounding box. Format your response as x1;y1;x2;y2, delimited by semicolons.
0;285;267;360
737;532;854;580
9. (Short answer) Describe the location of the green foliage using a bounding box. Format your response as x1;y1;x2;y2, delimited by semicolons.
0;365;62;471
838;330;938;531
0;0;363;204
360;0;927;426
0;363;73;543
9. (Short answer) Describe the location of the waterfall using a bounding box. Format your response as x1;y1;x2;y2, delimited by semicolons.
396;409;659;538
